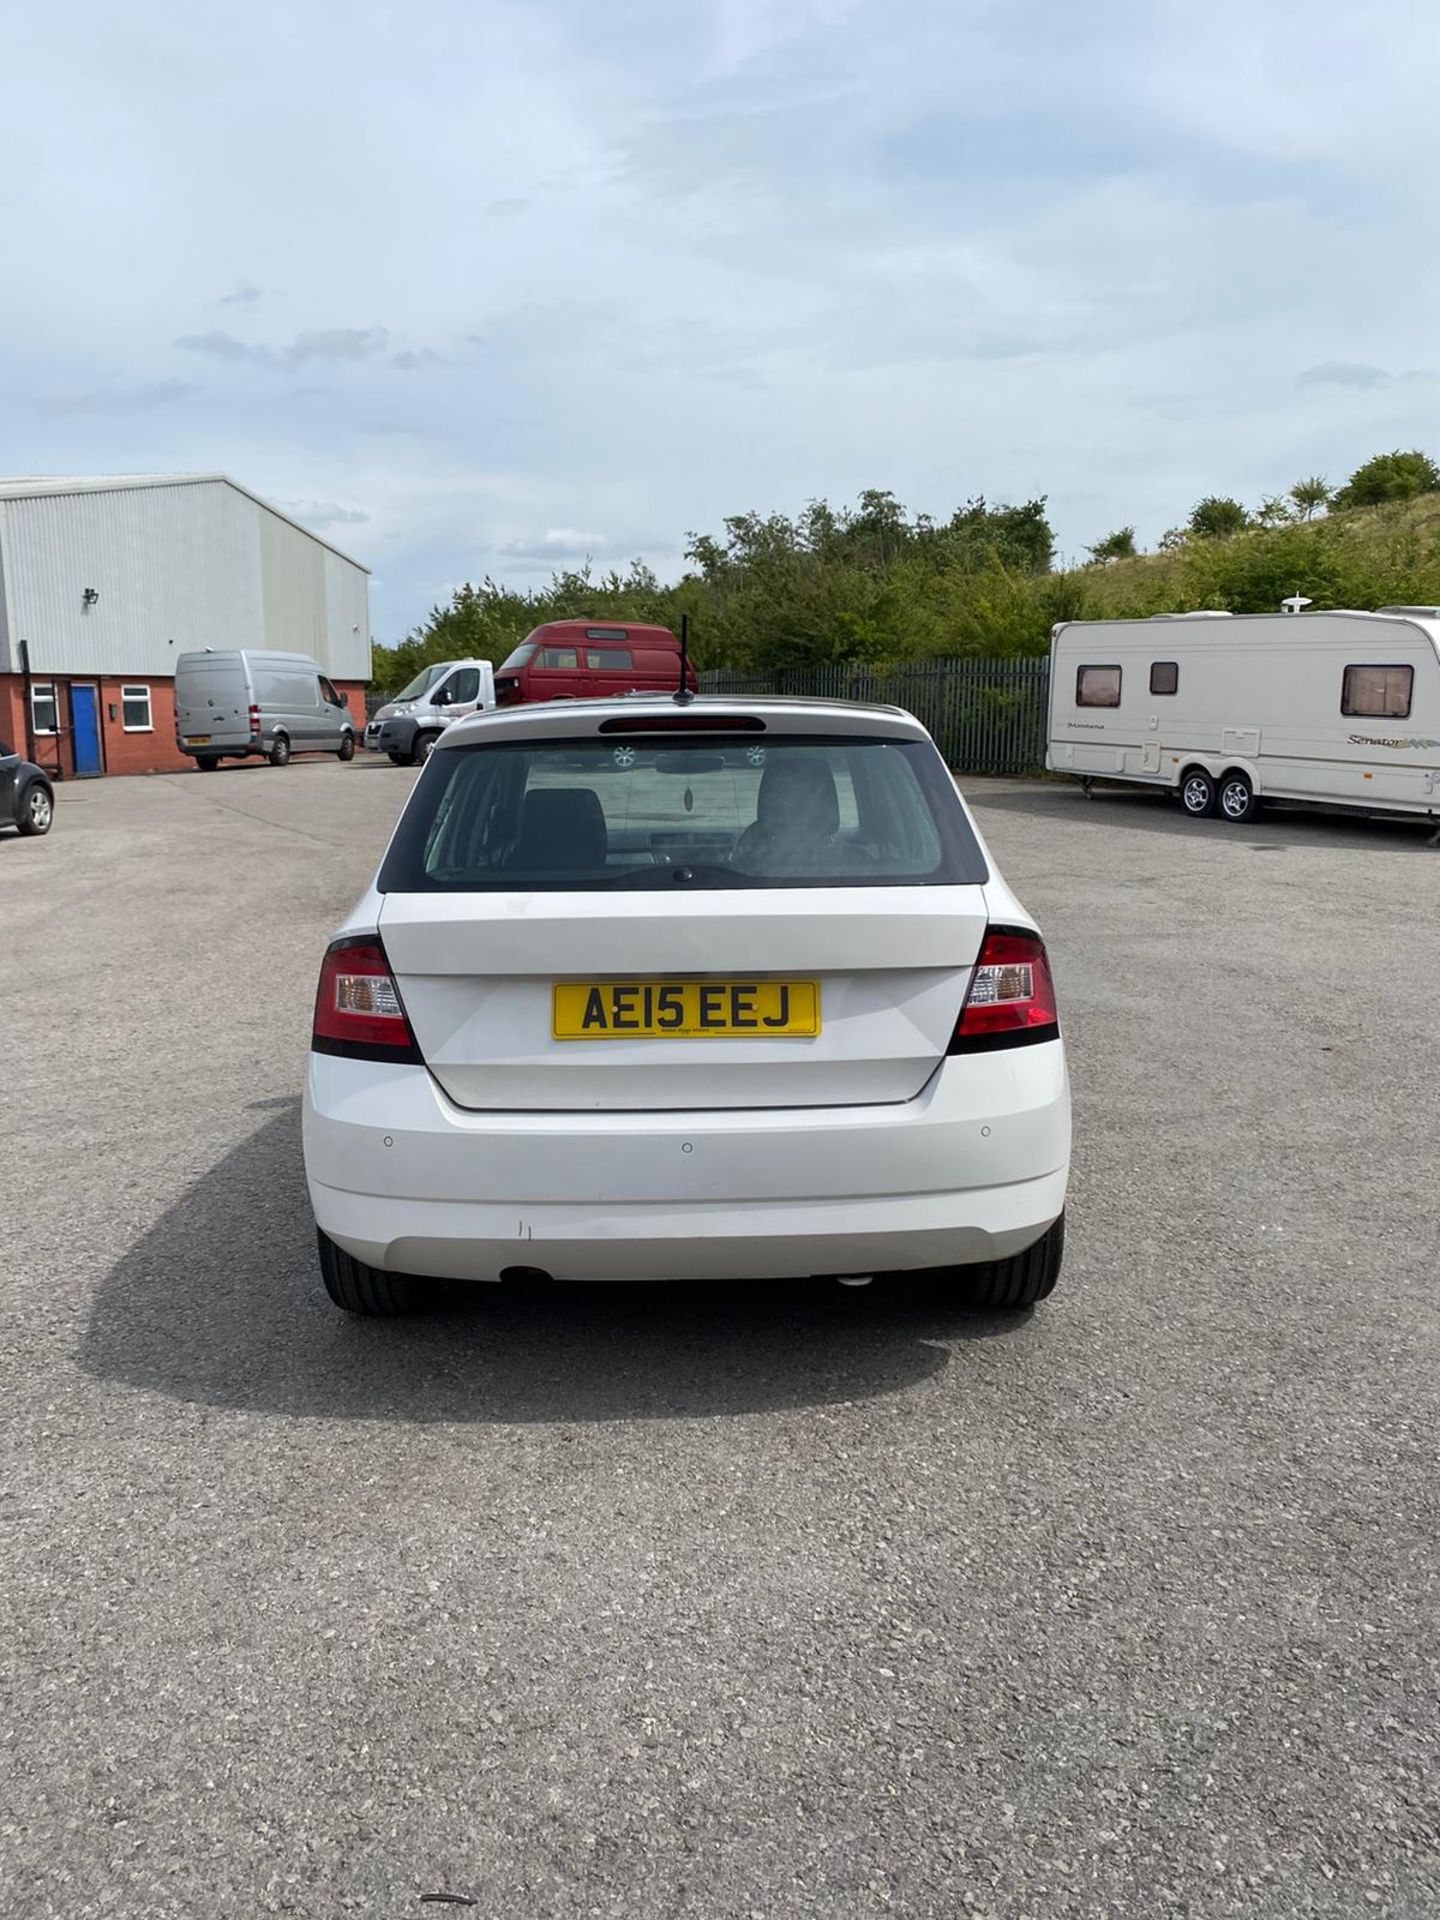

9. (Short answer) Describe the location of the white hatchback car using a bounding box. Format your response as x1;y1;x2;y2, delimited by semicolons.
303;696;1071;1314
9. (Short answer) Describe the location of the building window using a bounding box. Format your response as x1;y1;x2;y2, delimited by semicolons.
586;648;633;671
1149;661;1179;696
1341;664;1413;719
1076;665;1122;708
121;684;153;731
31;684;58;734
537;647;579;669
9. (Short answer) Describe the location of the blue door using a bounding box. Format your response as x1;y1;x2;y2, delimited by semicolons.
71;684;102;777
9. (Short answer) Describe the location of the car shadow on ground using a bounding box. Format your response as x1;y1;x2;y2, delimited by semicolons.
964;778;1438;852
79;1103;1027;1425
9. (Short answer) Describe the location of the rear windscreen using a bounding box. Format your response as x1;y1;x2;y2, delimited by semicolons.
378;733;987;891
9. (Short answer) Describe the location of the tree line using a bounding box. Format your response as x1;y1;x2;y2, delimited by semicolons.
372;449;1440;692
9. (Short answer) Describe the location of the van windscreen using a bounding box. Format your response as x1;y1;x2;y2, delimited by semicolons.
379;733;987;892
499;644;537;672
394;662;451;700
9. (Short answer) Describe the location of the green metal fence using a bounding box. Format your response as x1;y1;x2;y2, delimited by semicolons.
698;656;1051;775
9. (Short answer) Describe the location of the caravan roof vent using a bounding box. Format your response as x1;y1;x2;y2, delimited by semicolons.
1148;610;1233;620
1378;605;1440;618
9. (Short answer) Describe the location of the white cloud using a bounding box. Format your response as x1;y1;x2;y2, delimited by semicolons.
279;499;372;529
501;527;610;557
5;0;1440;638
176;326;392;367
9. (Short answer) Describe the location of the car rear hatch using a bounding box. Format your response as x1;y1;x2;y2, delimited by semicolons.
373;716;992;1112
176;661;250;747
380;886;989;1110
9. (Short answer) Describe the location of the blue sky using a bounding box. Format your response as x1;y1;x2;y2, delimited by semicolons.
4;0;1440;640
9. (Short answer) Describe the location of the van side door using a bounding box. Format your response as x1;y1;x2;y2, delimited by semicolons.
431;665;483;727
318;675;349;747
584;643;639;694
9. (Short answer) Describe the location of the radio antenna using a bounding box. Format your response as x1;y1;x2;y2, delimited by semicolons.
675;613;695;705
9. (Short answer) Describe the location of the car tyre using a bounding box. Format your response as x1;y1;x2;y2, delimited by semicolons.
949;1213;1064;1310
1179;767;1216;817
411;732;438;765
197;756;220;772
316;1227;435;1316
1218;771;1259;823
269;734;292;768
387;751;409;766
337;732;356;762
17;784;54;836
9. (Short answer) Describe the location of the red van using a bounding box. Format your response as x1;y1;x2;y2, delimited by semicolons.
495;621;698;706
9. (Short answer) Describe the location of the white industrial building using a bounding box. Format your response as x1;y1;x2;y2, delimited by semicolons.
0;474;371;777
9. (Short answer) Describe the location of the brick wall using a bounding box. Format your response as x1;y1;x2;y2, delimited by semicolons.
0;675;369;776
99;678;191;774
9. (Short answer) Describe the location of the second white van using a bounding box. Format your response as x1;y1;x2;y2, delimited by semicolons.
364;659;496;764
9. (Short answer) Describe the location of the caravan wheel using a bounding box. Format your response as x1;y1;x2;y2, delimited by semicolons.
1218;772;1259;823
1180;768;1217;818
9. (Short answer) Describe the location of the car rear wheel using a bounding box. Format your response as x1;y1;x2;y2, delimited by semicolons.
17;785;53;835
316;1228;436;1315
269;734;292;768
1218;771;1258;823
1180;768;1216;817
337;732;355;761
948;1213;1064;1310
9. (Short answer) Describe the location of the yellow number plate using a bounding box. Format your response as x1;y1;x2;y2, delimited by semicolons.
554;979;820;1040
183;734;212;745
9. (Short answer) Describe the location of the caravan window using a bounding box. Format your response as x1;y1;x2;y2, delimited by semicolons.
1341;664;1413;719
1076;666;1122;708
1149;662;1179;696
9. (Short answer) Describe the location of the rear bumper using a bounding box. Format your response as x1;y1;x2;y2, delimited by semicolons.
180;739;259;760
303;1043;1071;1282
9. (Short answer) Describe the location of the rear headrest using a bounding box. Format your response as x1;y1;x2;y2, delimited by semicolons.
511;787;608;871
755;757;840;838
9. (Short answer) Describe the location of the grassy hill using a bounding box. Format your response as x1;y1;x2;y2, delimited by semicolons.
1070;495;1440;623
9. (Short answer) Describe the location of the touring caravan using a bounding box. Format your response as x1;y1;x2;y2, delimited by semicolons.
1047;608;1440;830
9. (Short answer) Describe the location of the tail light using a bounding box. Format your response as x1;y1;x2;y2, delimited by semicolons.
248;703;261;737
311;935;422;1063
948;926;1059;1054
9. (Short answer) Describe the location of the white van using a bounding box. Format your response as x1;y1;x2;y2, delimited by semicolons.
175;649;358;770
1047;607;1440;829
363;658;496;764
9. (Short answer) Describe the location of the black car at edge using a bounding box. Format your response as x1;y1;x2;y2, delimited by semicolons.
0;742;55;837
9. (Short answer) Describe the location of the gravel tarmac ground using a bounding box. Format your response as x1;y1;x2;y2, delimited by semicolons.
2;758;1437;1919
